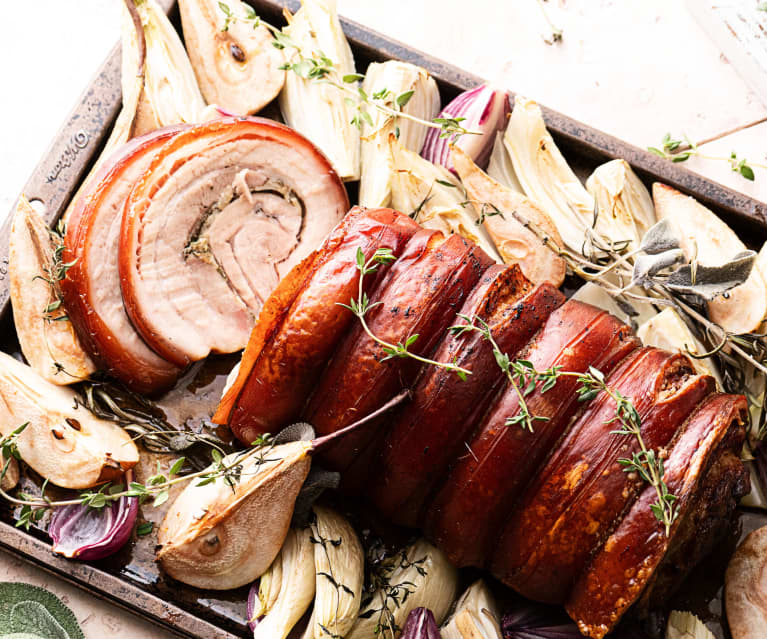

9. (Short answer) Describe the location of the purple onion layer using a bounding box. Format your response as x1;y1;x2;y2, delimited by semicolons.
49;494;138;561
420;84;510;172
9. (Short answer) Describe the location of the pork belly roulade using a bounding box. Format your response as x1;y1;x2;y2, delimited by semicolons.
119;117;349;367
215;208;748;636
63;127;185;394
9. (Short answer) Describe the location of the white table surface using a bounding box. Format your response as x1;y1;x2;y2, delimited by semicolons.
1;0;765;637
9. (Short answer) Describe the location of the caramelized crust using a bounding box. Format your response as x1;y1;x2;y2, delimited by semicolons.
304;231;495;472
371;266;563;527
424;300;640;568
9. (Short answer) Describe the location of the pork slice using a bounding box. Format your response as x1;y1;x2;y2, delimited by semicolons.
62;127;184;394
424;299;639;568
119;117;349;366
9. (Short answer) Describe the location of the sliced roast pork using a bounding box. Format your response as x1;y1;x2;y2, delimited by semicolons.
217;207;419;445
63;127;184;394
423;300;640;568
370;266;564;528
303;230;495;472
119;117;349;367
212;211;749;635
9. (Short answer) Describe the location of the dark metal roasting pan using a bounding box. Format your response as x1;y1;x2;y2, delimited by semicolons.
1;1;765;637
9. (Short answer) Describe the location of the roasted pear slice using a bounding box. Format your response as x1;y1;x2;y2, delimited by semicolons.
452;145;566;286
157;441;312;589
178;0;285;115
9;196;95;384
0;352;138;489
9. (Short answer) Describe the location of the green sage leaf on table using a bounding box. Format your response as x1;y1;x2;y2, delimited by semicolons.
665;251;756;300
0;582;84;639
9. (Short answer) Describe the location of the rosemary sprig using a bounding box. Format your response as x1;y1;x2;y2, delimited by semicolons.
215;2;478;142
0;426;275;529
450;314;679;535
648;132;764;181
338;247;471;380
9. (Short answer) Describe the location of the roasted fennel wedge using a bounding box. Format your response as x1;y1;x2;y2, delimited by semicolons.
359;61;440;207
279;0;360;180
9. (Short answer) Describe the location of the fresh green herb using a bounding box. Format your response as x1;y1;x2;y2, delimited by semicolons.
360;548;427;637
450;315;679;536
337;248;472;380
648;132;762;181
136;522;154;536
215;3;480;141
536;0;563;45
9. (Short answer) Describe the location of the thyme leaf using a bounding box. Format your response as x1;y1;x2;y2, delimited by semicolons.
337;248;471;380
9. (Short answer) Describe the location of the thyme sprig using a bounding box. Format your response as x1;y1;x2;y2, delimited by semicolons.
0;426;275;530
450;314;679;535
648;132;764;181
360;548;427;638
535;0;563;45
338;248;472;380
488;202;767;391
215;2;478;142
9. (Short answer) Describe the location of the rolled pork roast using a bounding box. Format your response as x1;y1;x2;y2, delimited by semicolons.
216;207;748;638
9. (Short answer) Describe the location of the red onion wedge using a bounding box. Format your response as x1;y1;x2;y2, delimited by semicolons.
401;607;442;639
421;84;510;172
49;493;138;561
247;580;261;632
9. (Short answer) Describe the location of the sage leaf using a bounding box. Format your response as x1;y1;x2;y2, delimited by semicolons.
10;602;69;639
665;251;756;300
640;218;681;254
276;421;316;444
632;249;684;288
0;583;84;639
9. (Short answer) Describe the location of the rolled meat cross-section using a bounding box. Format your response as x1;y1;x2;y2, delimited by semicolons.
492;347;715;603
304;230;495;472
567;393;748;638
423;300;640;568
62;126;185;394
119;117;349;367
370;266;565;528
216;207;420;445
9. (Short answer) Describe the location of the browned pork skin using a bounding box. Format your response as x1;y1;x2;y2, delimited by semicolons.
62;126;184;394
211;211;749;632
566;393;748;638
303;230;495;472
119;117;349;367
370;266;564;528
217;207;420;445
492;348;715;603
424;300;640;568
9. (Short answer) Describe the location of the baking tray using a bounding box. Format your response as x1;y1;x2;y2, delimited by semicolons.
1;1;766;637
